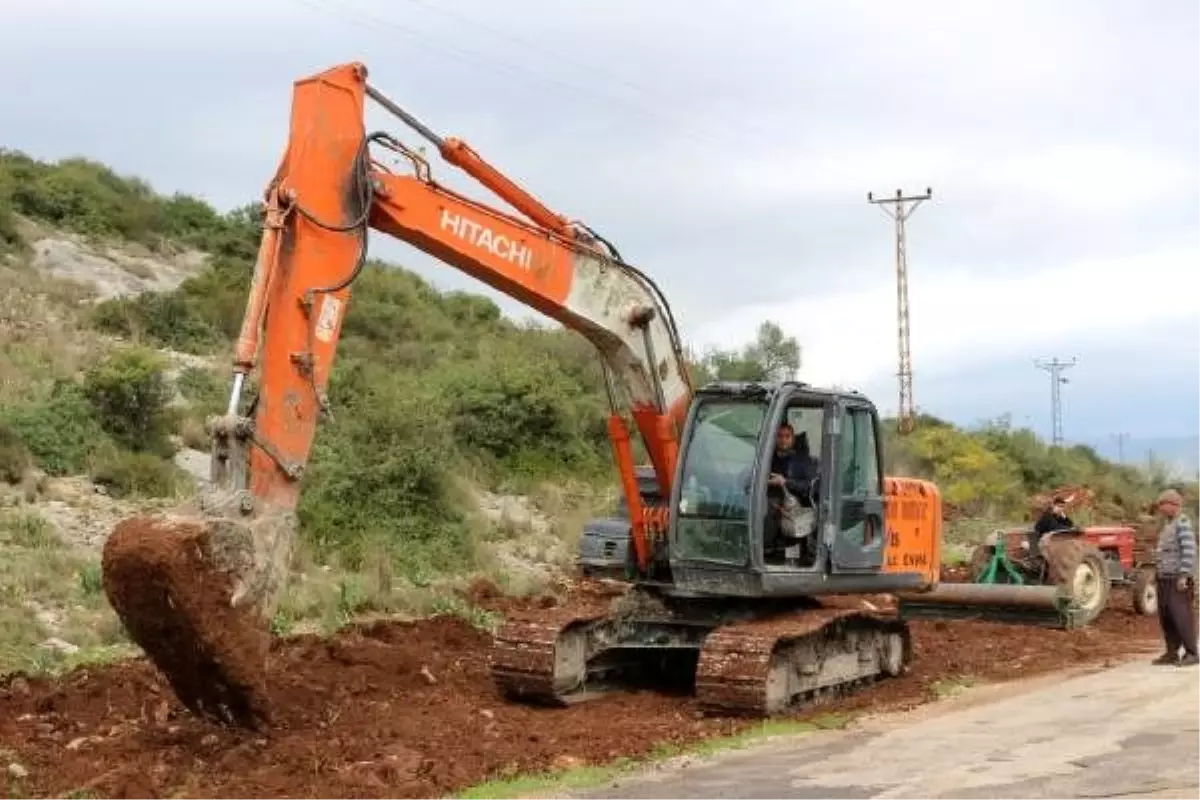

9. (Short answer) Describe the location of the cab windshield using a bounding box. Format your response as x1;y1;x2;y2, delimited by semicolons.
673;399;767;564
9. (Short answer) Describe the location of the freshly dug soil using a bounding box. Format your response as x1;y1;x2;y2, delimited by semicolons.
101;515;272;730
0;579;1161;799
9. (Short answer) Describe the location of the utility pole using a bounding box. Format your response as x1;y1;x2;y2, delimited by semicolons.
1113;432;1129;464
1035;357;1076;447
868;187;932;435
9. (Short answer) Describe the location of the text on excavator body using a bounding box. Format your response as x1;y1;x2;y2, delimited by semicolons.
440;209;533;270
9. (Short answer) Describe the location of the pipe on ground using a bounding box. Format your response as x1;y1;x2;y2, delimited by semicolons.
896;582;1068;610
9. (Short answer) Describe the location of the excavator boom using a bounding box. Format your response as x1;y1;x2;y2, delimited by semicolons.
100;62;692;728
236;62;689;547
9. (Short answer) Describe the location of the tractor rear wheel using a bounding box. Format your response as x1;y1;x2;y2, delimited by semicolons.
1042;538;1111;626
1131;567;1158;616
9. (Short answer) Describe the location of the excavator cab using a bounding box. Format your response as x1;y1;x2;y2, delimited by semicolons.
581;380;938;599
671;381;882;585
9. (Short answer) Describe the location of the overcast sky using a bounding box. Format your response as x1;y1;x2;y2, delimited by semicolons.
2;0;1197;451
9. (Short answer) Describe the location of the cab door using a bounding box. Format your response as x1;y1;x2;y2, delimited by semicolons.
828;399;886;572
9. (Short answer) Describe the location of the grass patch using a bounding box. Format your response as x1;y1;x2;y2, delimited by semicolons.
0;509;60;550
0;507;133;676
456;714;850;799
927;676;980;700
270;552;503;638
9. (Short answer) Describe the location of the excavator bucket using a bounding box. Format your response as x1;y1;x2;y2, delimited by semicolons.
100;493;297;729
894;582;1087;629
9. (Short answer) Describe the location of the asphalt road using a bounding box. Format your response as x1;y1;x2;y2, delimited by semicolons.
577;657;1200;799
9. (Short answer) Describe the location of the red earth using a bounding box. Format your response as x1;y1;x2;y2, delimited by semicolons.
0;578;1162;799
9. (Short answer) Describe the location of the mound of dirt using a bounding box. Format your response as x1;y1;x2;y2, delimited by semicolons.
0;578;1162;799
101;515;272;730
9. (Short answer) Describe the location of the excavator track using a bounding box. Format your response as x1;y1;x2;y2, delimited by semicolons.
490;591;911;716
695;608;911;716
490;607;607;706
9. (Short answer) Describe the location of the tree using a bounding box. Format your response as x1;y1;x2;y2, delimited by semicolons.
700;321;801;383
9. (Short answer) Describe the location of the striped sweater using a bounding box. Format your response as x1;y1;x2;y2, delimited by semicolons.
1156;513;1196;577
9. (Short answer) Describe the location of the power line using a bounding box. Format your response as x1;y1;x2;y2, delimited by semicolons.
386;0;785;150
295;0;777;156
867;187;933;435
1034;357;1076;447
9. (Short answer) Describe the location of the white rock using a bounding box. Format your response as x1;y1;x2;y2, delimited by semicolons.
38;637;79;655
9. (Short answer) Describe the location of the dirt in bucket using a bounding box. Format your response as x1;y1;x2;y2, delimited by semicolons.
101;514;274;729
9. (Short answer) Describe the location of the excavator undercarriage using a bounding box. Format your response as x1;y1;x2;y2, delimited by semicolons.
490;586;910;716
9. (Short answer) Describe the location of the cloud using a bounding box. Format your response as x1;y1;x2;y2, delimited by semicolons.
690;243;1200;391
0;0;1195;438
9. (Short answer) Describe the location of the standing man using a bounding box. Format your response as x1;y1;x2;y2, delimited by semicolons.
1152;488;1197;666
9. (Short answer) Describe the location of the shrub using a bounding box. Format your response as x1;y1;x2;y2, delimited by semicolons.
0;197;22;252
88;444;181;499
2;381;108;476
176;365;225;413
0;423;31;483
436;344;609;482
297;372;470;576
83;347;175;456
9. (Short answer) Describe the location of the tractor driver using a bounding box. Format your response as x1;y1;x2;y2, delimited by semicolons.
1029;496;1074;556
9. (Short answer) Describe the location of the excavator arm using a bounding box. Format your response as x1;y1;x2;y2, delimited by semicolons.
100;62;693;729
231;61;691;567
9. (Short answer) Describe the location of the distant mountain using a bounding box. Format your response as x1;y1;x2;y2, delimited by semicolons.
1083;434;1200;479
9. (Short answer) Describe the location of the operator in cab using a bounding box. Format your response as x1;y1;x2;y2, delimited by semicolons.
767;423;819;501
765;423;820;560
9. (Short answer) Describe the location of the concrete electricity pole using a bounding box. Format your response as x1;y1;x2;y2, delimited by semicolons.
868;187;932;435
1035;357;1076;447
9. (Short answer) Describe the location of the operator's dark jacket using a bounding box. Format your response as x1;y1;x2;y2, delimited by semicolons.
769;434;820;507
1033;510;1074;536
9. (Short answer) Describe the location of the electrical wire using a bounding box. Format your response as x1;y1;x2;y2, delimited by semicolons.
387;0;782;151
293;0;773;155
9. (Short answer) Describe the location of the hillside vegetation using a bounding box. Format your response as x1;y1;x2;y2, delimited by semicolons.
0;148;1196;605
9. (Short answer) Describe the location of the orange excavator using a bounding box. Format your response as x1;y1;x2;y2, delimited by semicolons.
101;62;1080;729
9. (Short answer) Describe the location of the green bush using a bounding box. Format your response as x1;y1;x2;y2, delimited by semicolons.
881;413;1175;523
0;197;22;252
88;444;181;499
436;345;608;483
2;381;108;476
0;423;31;483
176;365;223;404
0;149;261;255
297;371;469;576
83;347;175;456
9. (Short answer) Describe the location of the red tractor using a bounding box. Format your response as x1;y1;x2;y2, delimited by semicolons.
968;525;1157;625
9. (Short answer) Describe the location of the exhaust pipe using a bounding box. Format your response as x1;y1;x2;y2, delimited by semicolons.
895;582;1087;630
